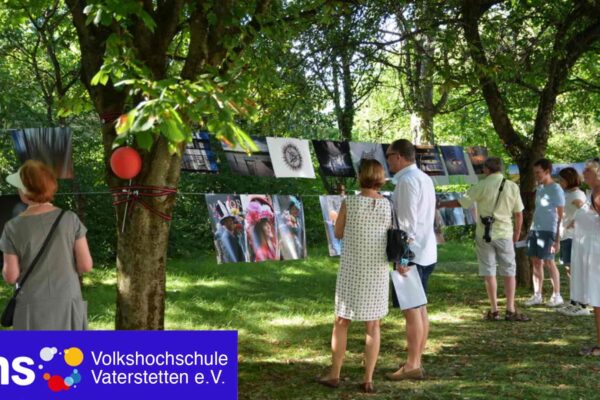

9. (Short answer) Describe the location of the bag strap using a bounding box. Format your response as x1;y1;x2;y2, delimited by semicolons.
386;197;399;229
491;179;506;217
14;209;66;294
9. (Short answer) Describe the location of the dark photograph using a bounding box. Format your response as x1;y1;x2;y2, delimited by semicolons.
181;131;219;173
220;136;275;177
11;128;74;179
440;146;469;176
465;146;488;175
312;140;355;178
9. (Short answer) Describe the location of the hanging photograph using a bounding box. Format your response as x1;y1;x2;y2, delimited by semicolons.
508;164;519;182
242;195;280;262
319;195;344;256
312;140;355;177
436;192;466;226
440;146;469;175
273;195;306;260
205;194;248;264
349;142;390;177
0;195;30;267
11;127;74;179
434;209;445;244
220;136;275;177
182;131;218;173
465;146;488;175
266;137;316;179
416;145;448;185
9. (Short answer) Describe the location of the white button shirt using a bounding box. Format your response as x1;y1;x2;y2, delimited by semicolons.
391;164;437;266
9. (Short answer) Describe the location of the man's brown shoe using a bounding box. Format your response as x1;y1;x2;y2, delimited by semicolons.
316;376;340;388
386;366;424;381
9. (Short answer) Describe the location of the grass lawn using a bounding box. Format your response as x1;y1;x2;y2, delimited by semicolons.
1;242;599;398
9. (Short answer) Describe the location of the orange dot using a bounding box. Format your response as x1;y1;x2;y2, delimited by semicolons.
43;373;50;380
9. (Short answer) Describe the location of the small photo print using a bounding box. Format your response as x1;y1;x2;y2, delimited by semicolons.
273;195;306;260
220;136;275;177
312;140;355;178
267;138;316;179
205;194;248;264
11;128;74;179
319;195;344;256
182;131;219;173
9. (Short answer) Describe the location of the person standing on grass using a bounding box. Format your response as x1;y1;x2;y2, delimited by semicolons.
524;159;565;308
555;167;589;316
384;139;436;381
317;159;392;393
437;157;529;322
575;177;600;357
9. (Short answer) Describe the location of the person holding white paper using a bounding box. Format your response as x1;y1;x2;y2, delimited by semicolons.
438;157;529;322
317;159;391;394
385;139;436;381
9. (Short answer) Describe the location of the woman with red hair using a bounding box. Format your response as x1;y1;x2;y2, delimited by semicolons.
1;160;93;330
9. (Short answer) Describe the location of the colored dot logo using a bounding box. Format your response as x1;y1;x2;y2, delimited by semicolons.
38;346;84;392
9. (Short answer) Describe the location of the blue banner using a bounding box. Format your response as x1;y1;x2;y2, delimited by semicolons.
0;331;237;399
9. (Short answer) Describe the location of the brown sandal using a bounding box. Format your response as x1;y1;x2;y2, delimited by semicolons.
505;311;531;322
361;382;375;393
483;310;500;321
580;345;600;356
316;376;340;388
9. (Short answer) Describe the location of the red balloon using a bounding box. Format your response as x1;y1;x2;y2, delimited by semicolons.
110;146;142;179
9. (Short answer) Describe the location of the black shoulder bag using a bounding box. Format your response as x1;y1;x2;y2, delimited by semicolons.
386;199;415;265
1;210;65;327
480;179;506;243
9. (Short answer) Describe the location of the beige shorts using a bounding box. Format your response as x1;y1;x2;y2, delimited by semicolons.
475;237;516;277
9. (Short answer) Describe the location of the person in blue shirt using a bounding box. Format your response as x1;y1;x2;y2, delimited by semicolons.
525;159;566;307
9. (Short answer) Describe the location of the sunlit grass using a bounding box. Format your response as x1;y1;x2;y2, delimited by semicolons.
1;242;599;398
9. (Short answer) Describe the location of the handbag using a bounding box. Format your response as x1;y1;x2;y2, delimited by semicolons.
386;199;415;265
1;210;65;327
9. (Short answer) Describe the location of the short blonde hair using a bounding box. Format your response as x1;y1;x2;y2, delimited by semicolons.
585;159;600;180
358;159;385;190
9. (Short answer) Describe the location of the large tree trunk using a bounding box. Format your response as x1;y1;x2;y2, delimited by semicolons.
410;110;434;145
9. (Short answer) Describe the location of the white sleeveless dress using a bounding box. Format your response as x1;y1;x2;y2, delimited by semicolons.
570;206;600;306
334;195;392;321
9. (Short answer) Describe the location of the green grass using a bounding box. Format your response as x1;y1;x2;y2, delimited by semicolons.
1;243;599;399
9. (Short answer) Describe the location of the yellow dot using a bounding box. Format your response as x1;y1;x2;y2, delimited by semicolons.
43;373;50;380
64;347;84;367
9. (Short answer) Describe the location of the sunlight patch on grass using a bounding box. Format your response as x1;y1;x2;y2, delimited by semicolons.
268;316;315;327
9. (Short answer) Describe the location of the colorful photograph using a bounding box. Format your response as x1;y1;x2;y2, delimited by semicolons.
466;146;488;175
220;136;275;177
436;192;466;226
242;195;279;262
273;195;306;260
415;145;447;176
312;140;355;177
11;128;74;179
439;146;469;176
267;138;316;179
349;142;390;177
182;131;218;173
205;194;248;264
319;195;344;256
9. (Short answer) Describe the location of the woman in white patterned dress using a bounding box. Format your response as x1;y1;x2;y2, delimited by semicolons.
318;159;392;393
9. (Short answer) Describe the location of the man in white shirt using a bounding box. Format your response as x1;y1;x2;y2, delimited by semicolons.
385;139;437;381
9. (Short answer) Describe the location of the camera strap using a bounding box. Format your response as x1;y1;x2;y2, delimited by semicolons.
492;178;507;216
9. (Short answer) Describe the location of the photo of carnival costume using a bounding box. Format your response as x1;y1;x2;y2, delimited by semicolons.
210;197;247;263
274;196;306;260
244;196;280;262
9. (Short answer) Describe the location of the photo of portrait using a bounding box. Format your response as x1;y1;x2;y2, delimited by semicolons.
11;128;74;179
0;195;30;267
220;136;275;177
273;195;306;260
267;138;316;179
182;131;218;173
466;146;488;175
440;146;469;176
242;195;279;262
312;140;355;178
205;194;248;264
349;142;390;177
319;195;344;256
436;192;466;226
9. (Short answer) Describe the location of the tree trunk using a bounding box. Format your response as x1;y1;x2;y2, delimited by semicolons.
410;110;434;145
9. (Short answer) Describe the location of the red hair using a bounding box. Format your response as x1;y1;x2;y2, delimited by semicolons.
20;160;58;202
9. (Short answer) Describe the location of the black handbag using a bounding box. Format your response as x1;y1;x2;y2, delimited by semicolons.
1;210;65;327
386;199;415;264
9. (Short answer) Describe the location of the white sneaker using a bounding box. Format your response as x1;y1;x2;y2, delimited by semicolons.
556;304;577;315
546;294;564;307
563;305;592;316
524;294;543;306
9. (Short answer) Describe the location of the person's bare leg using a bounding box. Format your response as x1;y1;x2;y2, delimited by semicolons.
504;276;516;313
531;257;544;296
545;259;561;295
363;320;380;384
419;306;429;359
484;276;498;312
402;308;423;370
325;317;350;379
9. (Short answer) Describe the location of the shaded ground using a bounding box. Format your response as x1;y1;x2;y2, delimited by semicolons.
1;243;598;399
